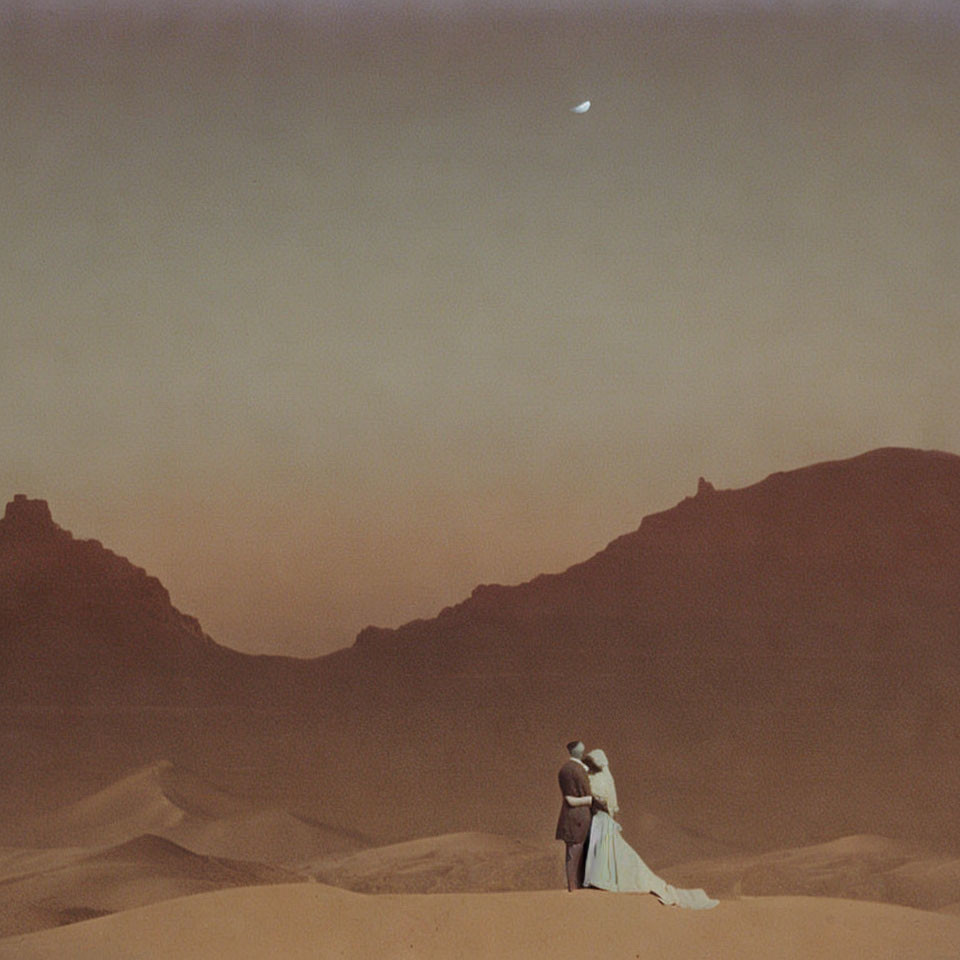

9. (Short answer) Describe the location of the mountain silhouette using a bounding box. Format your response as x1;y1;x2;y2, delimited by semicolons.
2;448;959;854
305;447;960;850
0;495;320;707
343;446;960;673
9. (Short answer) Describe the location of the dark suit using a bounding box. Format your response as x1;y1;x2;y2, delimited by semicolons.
555;758;592;890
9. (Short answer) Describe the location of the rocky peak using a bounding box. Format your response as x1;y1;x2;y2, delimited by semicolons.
0;494;65;542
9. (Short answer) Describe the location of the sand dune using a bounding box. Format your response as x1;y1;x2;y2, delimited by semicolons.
663;834;958;909
882;857;960;911
3;882;960;960
308;825;734;895
14;761;361;864
0;847;87;882
307;831;564;893
311;827;954;906
4;822;951;945
313;829;955;909
0;834;304;939
16;762;206;848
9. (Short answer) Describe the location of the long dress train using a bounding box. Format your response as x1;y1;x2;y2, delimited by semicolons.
584;811;718;909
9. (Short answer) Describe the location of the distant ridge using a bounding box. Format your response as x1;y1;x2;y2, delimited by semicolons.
6;447;960;692
344;446;960;672
310;447;960;851
3;448;960;855
0;495;322;707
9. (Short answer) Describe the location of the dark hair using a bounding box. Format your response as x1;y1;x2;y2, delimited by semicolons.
566;740;582;753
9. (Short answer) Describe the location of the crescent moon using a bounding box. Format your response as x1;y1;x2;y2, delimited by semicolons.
571;100;591;114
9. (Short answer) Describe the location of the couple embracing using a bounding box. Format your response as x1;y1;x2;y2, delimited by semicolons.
556;740;718;909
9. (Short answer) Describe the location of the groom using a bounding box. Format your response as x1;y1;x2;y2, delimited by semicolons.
555;739;593;892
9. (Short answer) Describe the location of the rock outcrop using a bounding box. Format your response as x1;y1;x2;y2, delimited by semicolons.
0;496;319;707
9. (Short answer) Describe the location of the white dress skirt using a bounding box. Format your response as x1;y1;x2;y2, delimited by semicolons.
584;812;718;909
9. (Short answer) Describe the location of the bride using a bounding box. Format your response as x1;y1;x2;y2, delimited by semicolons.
583;748;718;909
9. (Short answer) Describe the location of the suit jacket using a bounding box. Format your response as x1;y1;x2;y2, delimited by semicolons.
555;758;592;843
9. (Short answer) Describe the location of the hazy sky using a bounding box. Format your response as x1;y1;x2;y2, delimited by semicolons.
2;5;958;655
6;0;960;11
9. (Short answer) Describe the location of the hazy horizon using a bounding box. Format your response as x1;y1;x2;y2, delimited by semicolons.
3;7;959;656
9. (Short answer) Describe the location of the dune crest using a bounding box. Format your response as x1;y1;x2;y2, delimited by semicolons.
663;833;960;910
308;831;563;893
14;761;362;864
0;833;304;940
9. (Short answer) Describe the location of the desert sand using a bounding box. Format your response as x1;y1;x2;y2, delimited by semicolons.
3;883;960;960
664;835;960;911
9;761;361;864
310;830;960;911
307;831;563;893
0;835;303;939
5;761;960;951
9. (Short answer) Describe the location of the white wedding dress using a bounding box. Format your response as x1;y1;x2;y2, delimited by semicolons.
582;750;718;910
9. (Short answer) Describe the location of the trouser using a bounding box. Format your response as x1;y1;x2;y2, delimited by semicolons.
564;840;586;891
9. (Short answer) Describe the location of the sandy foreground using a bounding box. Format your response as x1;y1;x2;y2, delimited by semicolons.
2;883;959;960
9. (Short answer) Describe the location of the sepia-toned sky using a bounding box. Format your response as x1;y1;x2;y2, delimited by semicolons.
2;2;959;655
